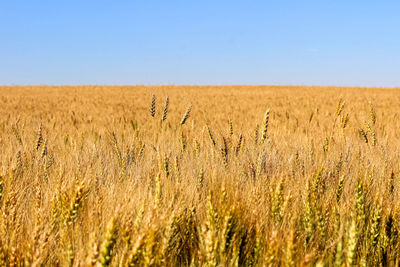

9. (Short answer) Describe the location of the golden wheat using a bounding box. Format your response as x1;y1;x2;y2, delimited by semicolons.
0;85;397;265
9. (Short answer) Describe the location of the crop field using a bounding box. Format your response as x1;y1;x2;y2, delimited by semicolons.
0;85;400;266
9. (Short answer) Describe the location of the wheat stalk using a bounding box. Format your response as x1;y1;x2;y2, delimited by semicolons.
180;104;192;125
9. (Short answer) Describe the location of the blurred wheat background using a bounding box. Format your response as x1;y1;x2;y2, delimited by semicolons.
1;85;400;266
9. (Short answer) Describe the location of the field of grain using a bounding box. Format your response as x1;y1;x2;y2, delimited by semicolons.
0;85;399;266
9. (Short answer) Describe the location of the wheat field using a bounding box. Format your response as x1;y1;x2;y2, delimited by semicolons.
0;85;399;266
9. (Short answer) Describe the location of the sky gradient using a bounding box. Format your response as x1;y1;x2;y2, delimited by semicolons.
1;1;399;86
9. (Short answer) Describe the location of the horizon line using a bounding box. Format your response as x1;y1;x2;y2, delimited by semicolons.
0;84;399;89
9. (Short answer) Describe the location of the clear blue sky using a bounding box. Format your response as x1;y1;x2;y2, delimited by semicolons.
1;1;399;86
